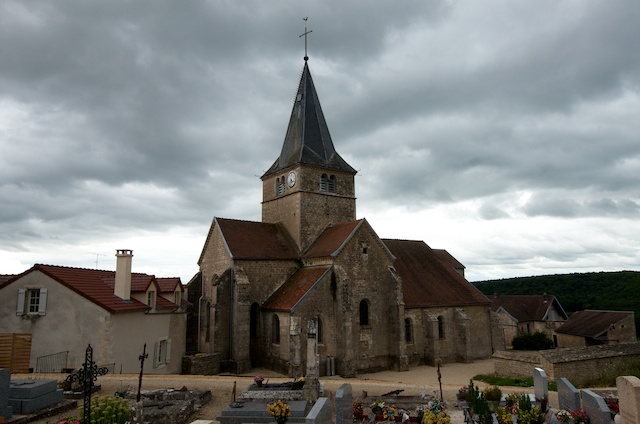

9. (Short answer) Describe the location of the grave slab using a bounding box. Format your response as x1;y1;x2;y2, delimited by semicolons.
581;389;612;424
218;399;308;424
9;379;57;399
8;388;64;414
557;377;581;412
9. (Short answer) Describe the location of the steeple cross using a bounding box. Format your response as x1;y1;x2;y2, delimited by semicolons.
300;17;312;61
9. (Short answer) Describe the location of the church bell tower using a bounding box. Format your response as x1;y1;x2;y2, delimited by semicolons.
261;60;357;252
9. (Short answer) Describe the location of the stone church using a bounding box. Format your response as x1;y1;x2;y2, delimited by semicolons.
187;58;494;377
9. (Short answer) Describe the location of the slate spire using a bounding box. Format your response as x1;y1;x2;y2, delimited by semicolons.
262;61;356;178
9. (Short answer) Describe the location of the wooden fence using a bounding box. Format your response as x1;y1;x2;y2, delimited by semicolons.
0;333;32;373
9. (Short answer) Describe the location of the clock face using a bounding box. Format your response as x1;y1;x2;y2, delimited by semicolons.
287;171;297;188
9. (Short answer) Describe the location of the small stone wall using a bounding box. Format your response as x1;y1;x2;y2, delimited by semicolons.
493;351;542;378
494;343;640;381
182;353;220;375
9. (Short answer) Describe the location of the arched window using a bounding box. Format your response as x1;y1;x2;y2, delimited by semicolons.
328;175;336;193
317;317;323;343
272;314;280;344
359;300;369;326
250;303;260;338
437;316;445;339
404;318;413;343
320;174;328;192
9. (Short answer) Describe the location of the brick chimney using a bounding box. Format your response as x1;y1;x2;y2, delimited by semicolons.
115;249;133;300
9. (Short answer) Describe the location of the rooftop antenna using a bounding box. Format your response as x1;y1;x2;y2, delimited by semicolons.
300;17;312;61
89;252;106;269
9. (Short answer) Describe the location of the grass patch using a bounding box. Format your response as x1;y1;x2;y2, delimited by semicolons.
473;374;558;391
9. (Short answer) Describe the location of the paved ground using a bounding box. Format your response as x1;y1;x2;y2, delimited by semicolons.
14;359;556;424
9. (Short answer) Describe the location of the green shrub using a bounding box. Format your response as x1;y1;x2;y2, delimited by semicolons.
482;385;502;402
511;332;554;350
79;396;131;424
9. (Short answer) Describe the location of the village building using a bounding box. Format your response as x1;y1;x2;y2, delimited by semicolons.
490;294;568;348
554;309;636;348
0;250;186;374
187;58;494;378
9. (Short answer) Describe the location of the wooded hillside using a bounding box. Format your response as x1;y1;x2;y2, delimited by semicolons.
473;271;640;335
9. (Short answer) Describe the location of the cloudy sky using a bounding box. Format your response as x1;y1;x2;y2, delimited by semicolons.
2;1;639;283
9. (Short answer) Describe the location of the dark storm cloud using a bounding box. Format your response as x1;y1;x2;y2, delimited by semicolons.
1;0;639;281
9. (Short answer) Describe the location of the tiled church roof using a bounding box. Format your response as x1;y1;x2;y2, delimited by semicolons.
303;220;362;257
383;239;490;308
215;218;299;260
262;266;332;312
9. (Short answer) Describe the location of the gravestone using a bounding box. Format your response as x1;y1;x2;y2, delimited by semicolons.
0;369;12;420
217;399;308;424
305;397;331;424
533;367;548;401
335;384;353;424
581;389;612;424
8;379;64;414
557;377;581;412
617;376;640;424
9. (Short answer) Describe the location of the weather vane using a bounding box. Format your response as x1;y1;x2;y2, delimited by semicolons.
300;17;312;61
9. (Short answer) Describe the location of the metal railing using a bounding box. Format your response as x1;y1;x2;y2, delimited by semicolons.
35;350;69;373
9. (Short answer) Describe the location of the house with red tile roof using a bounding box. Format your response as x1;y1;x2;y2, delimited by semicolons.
554;309;636;347
187;58;495;377
0;250;186;374
490;294;568;348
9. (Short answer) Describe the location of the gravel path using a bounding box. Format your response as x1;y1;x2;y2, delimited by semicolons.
15;359;553;424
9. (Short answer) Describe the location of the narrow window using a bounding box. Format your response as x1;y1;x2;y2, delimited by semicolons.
272;314;280;344
405;318;413;343
320;174;328;192
328;175;336;193
250;303;260;338
437;316;445;339
359;300;369;326
205;302;211;342
317;317;323;344
277;177;285;195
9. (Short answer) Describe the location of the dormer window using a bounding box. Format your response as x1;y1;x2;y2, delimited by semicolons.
147;291;156;309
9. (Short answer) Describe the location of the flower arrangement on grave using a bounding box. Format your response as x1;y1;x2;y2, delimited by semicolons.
291;376;305;389
534;394;548;412
421;410;451;424
569;408;589;424
382;404;398;422
254;375;265;386
606;398;619;414
352;400;364;422
456;386;469;401
267;399;291;424
555;409;571;423
416;392;447;415
371;399;386;415
58;420;80;424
